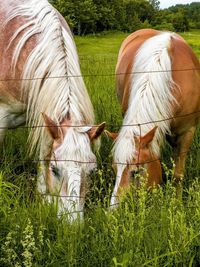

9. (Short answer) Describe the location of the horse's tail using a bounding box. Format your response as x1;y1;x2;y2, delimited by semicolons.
127;32;178;155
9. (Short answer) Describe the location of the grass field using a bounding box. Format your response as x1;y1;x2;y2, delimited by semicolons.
0;30;200;267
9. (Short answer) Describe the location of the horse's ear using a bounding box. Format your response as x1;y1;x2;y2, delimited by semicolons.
87;122;106;141
140;126;157;148
42;113;60;140
104;130;118;140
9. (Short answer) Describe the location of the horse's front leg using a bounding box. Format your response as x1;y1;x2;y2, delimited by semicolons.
173;126;196;196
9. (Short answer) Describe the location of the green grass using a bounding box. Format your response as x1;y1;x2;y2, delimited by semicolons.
75;31;129;58
0;30;200;267
181;30;200;56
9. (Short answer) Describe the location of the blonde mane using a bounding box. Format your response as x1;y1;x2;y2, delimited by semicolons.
113;32;178;165
7;0;94;155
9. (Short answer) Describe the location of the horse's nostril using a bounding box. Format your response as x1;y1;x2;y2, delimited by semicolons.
51;165;60;178
130;169;140;179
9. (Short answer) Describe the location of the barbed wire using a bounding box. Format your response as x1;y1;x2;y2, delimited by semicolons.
1;150;199;214
1;145;199;167
1;109;200;130
1;129;199;205
0;33;199;218
1;66;200;212
1;141;199;209
0;103;199;175
0;66;199;82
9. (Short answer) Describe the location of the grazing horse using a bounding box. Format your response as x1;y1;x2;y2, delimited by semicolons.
0;0;105;219
106;29;200;206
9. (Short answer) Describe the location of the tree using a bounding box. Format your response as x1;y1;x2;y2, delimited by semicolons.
92;0;116;32
73;0;98;35
186;2;200;29
172;8;189;32
50;0;98;35
149;0;160;10
123;1;142;32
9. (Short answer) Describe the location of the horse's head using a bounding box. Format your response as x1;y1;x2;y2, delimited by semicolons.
106;126;162;207
42;113;106;218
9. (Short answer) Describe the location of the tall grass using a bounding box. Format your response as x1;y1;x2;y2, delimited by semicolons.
0;31;200;266
1;173;200;266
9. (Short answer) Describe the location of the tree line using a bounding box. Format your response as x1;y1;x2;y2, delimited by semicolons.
50;0;200;35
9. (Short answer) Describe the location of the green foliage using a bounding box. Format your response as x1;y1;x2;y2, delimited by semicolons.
49;1;200;35
158;2;200;32
1;175;200;266
50;0;98;34
172;8;189;32
50;0;158;34
169;2;200;29
151;7;190;32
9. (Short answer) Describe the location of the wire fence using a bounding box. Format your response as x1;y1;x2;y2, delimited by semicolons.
0;102;199;160
1;66;200;216
1;83;200;166
1;108;200;130
1;146;200;166
0;66;199;82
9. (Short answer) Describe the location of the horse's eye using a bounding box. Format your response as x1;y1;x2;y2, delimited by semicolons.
51;165;60;178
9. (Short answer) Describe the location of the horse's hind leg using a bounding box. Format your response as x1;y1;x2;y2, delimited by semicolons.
173;126;196;196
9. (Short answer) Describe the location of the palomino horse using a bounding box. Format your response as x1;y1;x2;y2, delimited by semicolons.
106;29;200;206
0;0;105;219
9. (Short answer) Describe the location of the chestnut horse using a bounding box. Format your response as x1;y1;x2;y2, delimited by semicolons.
106;29;200;206
0;0;105;219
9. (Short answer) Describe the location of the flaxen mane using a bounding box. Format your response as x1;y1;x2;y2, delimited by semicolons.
6;0;94;155
113;32;178;166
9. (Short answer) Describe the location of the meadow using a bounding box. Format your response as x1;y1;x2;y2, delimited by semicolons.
0;30;200;267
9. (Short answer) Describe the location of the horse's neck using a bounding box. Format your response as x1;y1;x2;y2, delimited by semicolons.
123;33;178;156
4;0;94;155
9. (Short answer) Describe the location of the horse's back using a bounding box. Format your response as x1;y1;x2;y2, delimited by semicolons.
0;0;79;130
116;29;200;126
0;0;37;99
0;0;73;102
170;34;200;115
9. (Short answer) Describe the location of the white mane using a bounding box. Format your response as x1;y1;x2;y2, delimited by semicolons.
113;32;178;165
7;0;94;155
